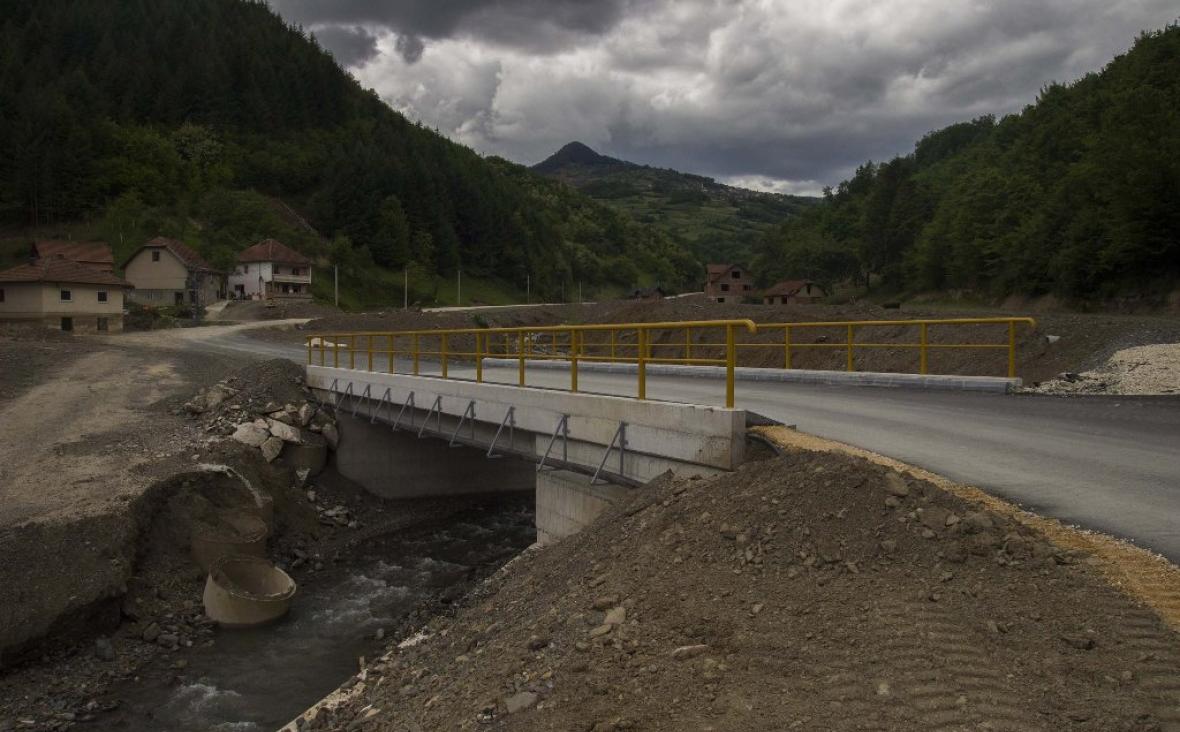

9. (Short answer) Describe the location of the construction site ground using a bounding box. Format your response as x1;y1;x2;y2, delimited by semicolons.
301;433;1180;732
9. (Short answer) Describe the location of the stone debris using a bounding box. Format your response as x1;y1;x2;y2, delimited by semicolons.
1027;343;1180;395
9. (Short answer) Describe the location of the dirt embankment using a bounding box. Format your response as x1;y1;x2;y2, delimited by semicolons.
301;449;1180;732
253;297;1180;384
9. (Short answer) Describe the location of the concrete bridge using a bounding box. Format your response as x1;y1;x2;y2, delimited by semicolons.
304;317;1040;544
308;364;750;543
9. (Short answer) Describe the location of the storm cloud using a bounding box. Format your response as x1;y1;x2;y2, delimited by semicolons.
271;0;1179;193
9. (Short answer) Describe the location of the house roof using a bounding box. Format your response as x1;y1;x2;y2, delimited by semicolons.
31;240;114;267
706;263;746;283
124;237;218;272
0;257;132;287
763;279;818;297
237;239;312;265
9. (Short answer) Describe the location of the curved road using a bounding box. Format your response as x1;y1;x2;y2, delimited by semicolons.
191;325;1180;563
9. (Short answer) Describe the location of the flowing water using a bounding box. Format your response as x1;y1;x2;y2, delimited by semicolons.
104;498;535;731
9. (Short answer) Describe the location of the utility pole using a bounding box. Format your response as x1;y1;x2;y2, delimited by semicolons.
403;267;408;310
334;265;338;308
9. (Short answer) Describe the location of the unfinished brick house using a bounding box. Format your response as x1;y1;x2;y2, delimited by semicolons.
704;264;754;303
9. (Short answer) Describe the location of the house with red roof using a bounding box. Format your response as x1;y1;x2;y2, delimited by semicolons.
122;237;223;307
30;240;115;272
0;256;132;332
761;279;825;305
228;239;313;300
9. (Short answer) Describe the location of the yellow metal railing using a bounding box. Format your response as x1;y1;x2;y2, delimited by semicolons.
306;316;1036;407
307;320;758;407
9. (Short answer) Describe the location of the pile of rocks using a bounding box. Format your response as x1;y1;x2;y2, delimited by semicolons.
180;359;341;470
228;400;338;467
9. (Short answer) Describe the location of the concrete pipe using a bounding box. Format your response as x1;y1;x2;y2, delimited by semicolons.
191;513;269;572
203;555;297;627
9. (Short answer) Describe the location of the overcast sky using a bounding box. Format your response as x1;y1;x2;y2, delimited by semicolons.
271;0;1177;195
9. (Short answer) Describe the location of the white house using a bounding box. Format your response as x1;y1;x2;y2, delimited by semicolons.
228;239;313;300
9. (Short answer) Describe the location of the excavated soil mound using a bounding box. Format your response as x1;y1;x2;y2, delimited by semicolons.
307;451;1180;731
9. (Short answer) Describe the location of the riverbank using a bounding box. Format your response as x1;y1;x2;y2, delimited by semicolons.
0;335;541;731
299;435;1180;731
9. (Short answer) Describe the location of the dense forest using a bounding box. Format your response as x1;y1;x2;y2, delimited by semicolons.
755;24;1180;303
533;142;815;266
0;0;699;304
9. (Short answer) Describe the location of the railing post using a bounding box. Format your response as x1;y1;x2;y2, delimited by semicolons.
1008;320;1017;379
725;324;736;408
388;334;395;374
319;338;325;367
476;332;484;383
685;327;692;362
846;324;854;372
412;333;420;375
306;337;312;365
367;334;373;372
570;328;578;393
610;329;616;361
919;323;928;375
518;332;526;387
333;338;339;368
441;333;449;379
784;326;792;369
637;328;647;400
349;335;356;370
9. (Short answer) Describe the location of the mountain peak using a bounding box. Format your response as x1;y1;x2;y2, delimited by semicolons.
533;141;630;173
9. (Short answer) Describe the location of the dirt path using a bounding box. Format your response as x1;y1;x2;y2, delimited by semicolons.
0;349;189;526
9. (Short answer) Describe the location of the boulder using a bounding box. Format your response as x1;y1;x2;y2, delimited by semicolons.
260;436;283;463
297;403;315;427
267;419;303;444
232;423;270;448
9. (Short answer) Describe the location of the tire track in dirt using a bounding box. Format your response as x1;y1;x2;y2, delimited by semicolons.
876;600;1039;732
1101;601;1180;725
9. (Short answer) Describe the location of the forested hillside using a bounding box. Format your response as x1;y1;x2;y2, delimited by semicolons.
0;0;699;304
755;25;1180;303
534;142;816;266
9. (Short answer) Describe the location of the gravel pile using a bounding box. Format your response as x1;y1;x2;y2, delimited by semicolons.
294;450;1180;731
1027;343;1180;395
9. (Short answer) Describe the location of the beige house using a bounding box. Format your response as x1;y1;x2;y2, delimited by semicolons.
123;237;222;307
0;257;132;332
762;279;825;305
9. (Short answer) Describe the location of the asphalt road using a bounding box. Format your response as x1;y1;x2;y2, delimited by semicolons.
194;327;1180;562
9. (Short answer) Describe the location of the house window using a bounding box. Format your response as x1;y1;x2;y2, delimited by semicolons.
0;288;4;303
720;283;729;292
60;317;73;331
60;289;72;302
152;250;160;262
97;291;108;303
742;284;751;291
732;271;741;279
97;317;108;332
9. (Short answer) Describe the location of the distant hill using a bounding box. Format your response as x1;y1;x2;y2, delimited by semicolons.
533;143;817;265
0;1;699;306
754;25;1180;303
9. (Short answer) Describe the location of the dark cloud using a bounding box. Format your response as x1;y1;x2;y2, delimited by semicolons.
394;33;425;64
271;0;650;53
312;25;380;67
271;0;1180;193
